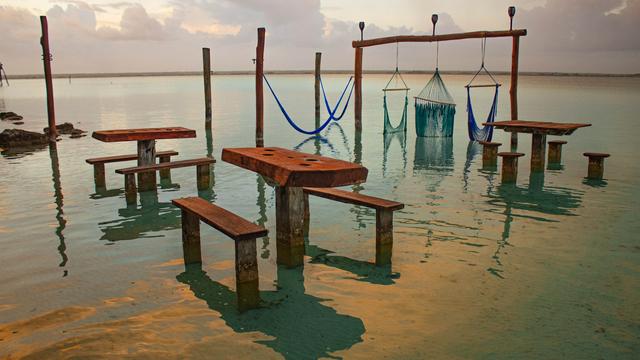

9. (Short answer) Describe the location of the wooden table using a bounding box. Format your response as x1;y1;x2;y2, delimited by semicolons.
92;127;196;190
484;120;591;172
222;147;368;267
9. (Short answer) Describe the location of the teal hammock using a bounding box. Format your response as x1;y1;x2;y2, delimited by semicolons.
414;69;456;137
382;67;409;134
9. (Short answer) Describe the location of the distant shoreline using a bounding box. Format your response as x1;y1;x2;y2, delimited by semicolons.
6;70;639;80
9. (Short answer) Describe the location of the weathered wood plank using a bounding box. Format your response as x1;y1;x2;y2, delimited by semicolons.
484;120;591;136
86;150;178;164
137;139;157;192
222;147;367;187
303;187;404;211
352;29;527;48
116;157;215;175
92;127;196;142
172;197;267;241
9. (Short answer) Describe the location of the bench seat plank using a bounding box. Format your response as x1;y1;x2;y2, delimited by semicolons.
304;187;404;211
116;157;215;174
86;150;178;164
172;197;268;241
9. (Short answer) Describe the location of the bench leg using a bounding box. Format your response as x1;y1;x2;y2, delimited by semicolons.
93;163;106;188
196;164;211;191
137;140;157;192
235;237;260;312
275;186;305;268
159;156;171;181
375;209;393;266
530;134;546;172
124;174;137;205
181;210;202;265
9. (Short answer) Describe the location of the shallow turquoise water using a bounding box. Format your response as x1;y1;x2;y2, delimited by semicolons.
0;74;639;359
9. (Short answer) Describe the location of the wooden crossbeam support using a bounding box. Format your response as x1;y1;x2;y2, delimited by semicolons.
352;29;527;48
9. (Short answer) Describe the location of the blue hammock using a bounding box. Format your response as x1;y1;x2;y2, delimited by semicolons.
466;84;499;142
263;75;353;135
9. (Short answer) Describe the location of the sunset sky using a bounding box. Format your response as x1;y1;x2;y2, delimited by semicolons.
1;0;638;74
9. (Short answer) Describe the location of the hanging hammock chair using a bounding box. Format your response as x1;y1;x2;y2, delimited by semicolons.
383;42;409;134
466;38;501;142
414;32;456;138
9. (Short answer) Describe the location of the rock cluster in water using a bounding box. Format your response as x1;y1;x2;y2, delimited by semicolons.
0;129;48;147
44;122;87;138
0;112;23;121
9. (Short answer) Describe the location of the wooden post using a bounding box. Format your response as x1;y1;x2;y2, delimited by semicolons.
315;52;322;128
275;186;305;268
584;153;610;180
40;16;57;143
124;173;137;205
479;141;501;168
235;238;260;311
303;192;310;237
159;156;171;180
137;140;157;191
202;48;212;123
196;163;210;191
499;152;524;183
509;36;520;148
354;47;363;131
93;163;106;188
375;209;393;266
548;140;567;164
181;210;202;265
530;133;546;172
256;28;265;147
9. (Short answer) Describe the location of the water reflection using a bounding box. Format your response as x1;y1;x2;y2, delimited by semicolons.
49;142;68;276
382;132;407;177
463;141;483;192
1;143;48;159
176;263;365;360
413;137;454;193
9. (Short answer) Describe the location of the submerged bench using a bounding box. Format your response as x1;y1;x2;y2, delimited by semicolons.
116;157;215;204
86;150;178;187
172;196;268;312
303;187;404;266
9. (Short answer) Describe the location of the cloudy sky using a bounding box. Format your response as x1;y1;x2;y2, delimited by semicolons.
1;0;638;75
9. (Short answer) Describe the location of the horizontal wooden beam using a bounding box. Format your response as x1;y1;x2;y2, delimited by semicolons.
352;29;527;48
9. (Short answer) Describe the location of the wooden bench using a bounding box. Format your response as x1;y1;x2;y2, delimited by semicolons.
116;157;215;204
303;187;404;266
498;152;525;183
172;197;268;312
86;150;178;187
583;152;610;180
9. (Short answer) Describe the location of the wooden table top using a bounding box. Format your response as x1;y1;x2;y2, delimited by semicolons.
92;127;196;142
222;147;368;187
483;120;591;135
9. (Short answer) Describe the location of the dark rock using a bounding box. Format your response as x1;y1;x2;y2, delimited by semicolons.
44;122;75;135
0;112;23;121
13;121;24;125
70;129;86;138
0;129;48;147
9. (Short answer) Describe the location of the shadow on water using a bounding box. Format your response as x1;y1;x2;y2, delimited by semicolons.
1;143;48;159
49;142;68;277
483;172;585;278
176;263;365;360
382;131;407;177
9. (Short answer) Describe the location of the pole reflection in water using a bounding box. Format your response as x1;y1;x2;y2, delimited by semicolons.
484;172;585;277
49;142;68;276
176;263;365;360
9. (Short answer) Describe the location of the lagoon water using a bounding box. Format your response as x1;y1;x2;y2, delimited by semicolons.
1;74;639;359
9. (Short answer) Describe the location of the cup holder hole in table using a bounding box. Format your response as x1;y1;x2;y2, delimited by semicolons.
304;158;319;162
264;149;276;152
262;153;274;156
299;163;312;167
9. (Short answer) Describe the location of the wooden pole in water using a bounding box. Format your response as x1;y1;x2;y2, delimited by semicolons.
40;16;57;143
255;28;265;147
354;47;363;131
509;35;520;148
314;52;322;128
202;48;212;124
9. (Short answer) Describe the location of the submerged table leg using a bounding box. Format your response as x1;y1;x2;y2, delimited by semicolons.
137;140;157;192
275;186;305;268
375;209;393;266
530;133;546;172
235;237;260;312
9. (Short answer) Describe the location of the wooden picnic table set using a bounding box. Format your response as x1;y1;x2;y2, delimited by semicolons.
86;127;403;311
480;120;610;183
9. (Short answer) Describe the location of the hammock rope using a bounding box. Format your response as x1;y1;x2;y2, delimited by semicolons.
383;41;409;134
263;74;353;135
466;37;501;142
319;76;354;120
